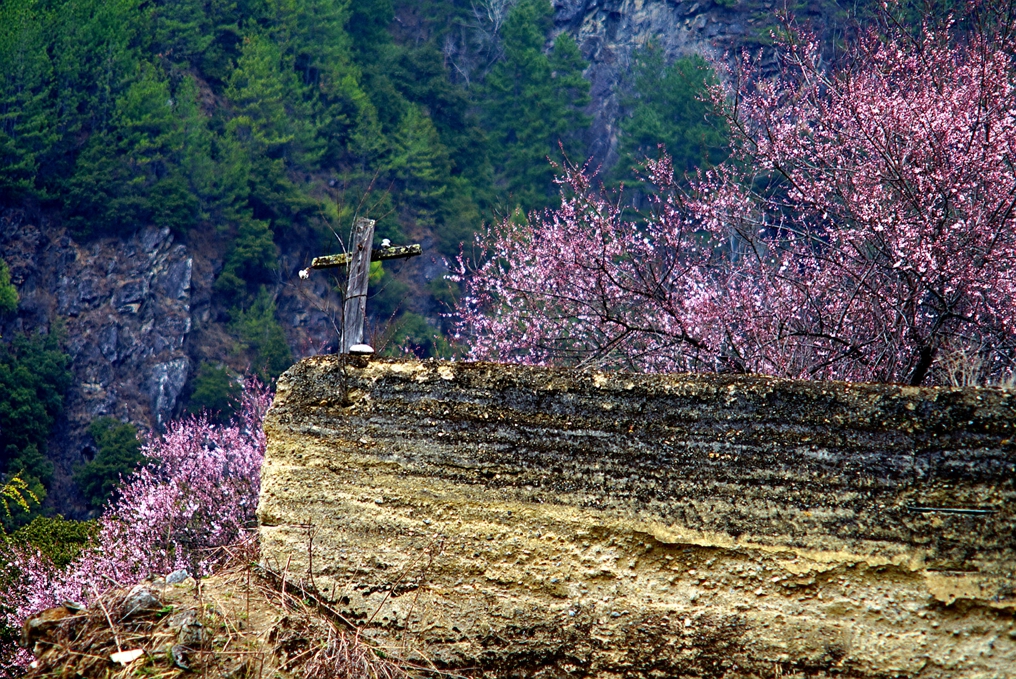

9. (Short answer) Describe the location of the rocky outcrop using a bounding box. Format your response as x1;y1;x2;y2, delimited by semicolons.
0;205;356;518
552;0;841;168
259;356;1016;678
1;209;194;512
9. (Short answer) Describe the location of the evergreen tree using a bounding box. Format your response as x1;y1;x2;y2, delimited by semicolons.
615;47;727;181
386;43;492;252
43;0;142;196
388;104;453;218
0;0;615;378
0;0;55;201
347;0;395;61
150;0;218;70
66;63;201;235
0;329;71;527
225;31;319;230
482;0;590;211
74;418;144;510
274;0;374;164
186;362;242;421
229;287;293;382
214;217;279;305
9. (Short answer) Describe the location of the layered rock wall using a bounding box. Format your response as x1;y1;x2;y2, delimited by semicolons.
259;356;1016;678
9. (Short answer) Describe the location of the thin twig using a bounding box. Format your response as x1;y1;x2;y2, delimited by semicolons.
90;586;123;653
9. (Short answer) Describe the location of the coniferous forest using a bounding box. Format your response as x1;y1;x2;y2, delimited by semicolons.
0;0;727;274
0;0;732;523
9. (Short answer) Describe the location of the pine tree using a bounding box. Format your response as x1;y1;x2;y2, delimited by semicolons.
482;0;589;211
229;288;293;382
388;104;453;218
0;330;71;528
214;216;279;305
74;418;144;510
615;47;727;181
0;0;56;200
224;32;319;231
347;0;395;62
274;0;375;166
65;62;200;235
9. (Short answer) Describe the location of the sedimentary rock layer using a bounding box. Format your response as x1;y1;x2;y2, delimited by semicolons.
258;356;1016;678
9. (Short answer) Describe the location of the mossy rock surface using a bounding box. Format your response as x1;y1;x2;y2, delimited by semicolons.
259;357;1016;678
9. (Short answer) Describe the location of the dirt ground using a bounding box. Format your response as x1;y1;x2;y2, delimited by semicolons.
21;547;414;679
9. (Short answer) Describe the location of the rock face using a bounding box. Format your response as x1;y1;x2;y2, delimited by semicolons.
259;356;1016;679
1;209;193;512
552;0;777;168
0;206;352;518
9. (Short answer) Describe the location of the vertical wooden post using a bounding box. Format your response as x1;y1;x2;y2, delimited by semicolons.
342;217;376;354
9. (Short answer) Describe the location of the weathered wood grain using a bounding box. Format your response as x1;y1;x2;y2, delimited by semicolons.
340;217;374;354
311;243;422;269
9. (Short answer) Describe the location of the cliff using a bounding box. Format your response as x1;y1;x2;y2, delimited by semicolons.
551;0;830;167
259;356;1016;678
0;208;341;517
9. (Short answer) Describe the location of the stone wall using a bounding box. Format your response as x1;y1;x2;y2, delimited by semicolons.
258;356;1016;678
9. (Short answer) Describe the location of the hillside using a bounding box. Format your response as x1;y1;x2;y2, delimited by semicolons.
21;555;407;679
0;0;856;520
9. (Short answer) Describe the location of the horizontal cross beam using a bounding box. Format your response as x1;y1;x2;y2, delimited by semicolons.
311;244;422;269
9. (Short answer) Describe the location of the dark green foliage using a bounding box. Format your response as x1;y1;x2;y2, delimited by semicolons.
383;312;452;359
347;0;395;60
74;417;144;510
230;288;294;382
0;260;17;314
0;445;50;530
614;47;728;181
482;0;590;211
224;31;321;229
10;515;100;567
0;0;55;202
0;0;598;352
186;362;242;421
368;267;410;320
0;329;71;528
215;217;279;305
389;105;454;218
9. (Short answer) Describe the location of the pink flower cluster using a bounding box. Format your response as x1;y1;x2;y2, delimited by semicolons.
458;10;1016;385
1;381;272;673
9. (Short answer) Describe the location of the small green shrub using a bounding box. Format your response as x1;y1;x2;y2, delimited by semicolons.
383;312;452;359
187;362;242;421
214;218;279;306
0;260;17;315
229;288;293;382
74;417;144;510
10;515;99;567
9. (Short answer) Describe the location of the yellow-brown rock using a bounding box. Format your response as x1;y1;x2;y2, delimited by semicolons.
258;356;1016;678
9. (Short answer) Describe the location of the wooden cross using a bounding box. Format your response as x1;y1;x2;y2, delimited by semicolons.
309;217;422;355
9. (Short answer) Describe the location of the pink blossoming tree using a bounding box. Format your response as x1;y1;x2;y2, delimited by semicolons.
0;381;272;672
457;3;1016;385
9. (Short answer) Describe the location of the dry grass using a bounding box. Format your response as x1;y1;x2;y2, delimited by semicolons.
22;540;411;679
934;340;1016;389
